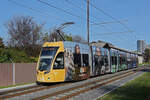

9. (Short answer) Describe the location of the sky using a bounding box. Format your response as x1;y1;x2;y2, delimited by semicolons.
0;0;150;51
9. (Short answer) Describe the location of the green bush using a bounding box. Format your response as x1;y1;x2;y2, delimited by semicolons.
0;48;38;63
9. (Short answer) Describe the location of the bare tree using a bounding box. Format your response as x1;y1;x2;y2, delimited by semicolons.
42;32;49;43
43;29;85;43
5;16;43;47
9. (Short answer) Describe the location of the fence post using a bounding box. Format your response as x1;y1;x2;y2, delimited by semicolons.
9;57;15;85
13;63;15;85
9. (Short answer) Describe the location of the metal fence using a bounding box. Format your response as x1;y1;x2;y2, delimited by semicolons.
0;63;36;87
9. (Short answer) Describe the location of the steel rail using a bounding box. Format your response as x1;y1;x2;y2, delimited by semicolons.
32;68;142;100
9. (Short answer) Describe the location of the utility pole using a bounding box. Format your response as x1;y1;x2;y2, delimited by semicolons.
87;0;90;44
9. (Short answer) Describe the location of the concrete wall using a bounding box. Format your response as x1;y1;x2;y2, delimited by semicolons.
0;63;36;87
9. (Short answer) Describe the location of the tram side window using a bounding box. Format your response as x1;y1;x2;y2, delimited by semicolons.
123;57;126;64
119;57;122;65
94;55;103;66
101;56;105;66
111;56;115;65
53;52;64;69
104;56;108;66
121;57;123;64
74;53;81;67
115;56;117;65
111;56;113;65
124;57;126;64
122;57;124;64
82;54;89;67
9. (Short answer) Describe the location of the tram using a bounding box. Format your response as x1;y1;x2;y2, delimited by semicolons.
36;41;138;84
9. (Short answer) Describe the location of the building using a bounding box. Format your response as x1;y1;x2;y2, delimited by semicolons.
137;40;145;53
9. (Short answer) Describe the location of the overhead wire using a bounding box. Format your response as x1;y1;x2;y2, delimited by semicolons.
8;0;137;47
83;0;133;32
91;19;128;25
70;0;126;40
8;0;87;35
64;0;137;48
92;31;134;36
65;0;104;22
66;0;117;36
7;0;68;22
84;0;137;48
65;0;120;34
38;0;101;41
37;0;96;24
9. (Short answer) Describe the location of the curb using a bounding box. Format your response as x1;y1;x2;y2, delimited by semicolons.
0;83;36;92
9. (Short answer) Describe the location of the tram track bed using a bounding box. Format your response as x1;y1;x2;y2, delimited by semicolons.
0;67;145;100
72;70;145;100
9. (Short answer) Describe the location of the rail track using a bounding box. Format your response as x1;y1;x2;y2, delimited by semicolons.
0;85;41;95
32;69;141;100
0;67;143;100
0;82;70;99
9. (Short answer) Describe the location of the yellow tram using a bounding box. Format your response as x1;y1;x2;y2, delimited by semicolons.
36;41;90;84
36;41;138;84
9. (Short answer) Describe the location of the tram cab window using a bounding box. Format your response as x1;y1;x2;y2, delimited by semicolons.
82;54;89;67
53;52;64;69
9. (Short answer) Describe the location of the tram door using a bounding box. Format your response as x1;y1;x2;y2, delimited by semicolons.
52;52;65;82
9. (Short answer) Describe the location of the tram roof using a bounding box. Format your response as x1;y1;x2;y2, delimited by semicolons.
90;41;142;56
